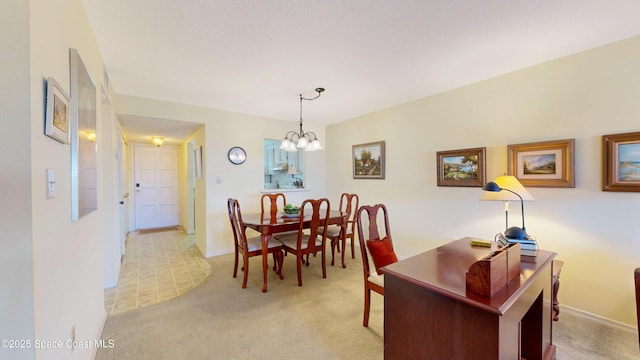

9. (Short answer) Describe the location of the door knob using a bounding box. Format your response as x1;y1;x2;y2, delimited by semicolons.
119;201;124;205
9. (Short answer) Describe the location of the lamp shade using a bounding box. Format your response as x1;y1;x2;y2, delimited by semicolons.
480;176;534;201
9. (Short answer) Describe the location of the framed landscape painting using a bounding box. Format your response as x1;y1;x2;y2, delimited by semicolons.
436;147;485;187
602;131;640;192
353;141;385;179
507;139;575;188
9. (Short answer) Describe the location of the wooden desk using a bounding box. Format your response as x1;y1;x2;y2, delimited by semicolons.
381;237;556;360
242;210;346;292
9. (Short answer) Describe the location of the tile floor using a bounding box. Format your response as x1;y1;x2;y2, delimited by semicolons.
104;228;211;315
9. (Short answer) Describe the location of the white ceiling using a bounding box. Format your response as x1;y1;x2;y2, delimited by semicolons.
83;0;640;145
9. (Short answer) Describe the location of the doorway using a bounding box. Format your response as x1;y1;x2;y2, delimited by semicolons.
133;144;180;230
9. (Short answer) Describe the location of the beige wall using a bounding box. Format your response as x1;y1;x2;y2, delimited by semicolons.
327;36;640;328
1;1;35;359
113;95;328;257
0;0;113;357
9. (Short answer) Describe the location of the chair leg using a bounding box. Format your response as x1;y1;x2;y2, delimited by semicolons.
272;252;278;272
350;236;355;259
233;249;239;278
363;287;371;327
242;258;249;289
330;238;337;266
276;250;284;280
321;246;327;278
341;237;347;268
296;254;303;286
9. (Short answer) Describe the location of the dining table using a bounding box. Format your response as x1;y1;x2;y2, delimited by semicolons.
242;210;347;292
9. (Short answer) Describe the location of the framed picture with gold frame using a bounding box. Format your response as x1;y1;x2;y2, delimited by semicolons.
507;139;575;188
436;147;486;187
602;131;640;192
353;141;385;179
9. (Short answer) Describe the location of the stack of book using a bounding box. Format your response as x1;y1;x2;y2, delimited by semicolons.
507;237;538;257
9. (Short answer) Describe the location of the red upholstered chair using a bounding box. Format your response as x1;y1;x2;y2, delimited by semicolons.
279;198;330;286
323;193;359;268
635;268;640;349
228;198;283;289
357;203;397;327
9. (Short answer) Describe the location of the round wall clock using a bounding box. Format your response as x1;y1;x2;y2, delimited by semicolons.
228;146;247;165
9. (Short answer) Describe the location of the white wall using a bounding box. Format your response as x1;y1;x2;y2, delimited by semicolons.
113;95;328;257
1;1;35;359
26;0;111;359
327;36;640;327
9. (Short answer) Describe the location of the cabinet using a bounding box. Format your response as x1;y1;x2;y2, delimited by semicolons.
263;139;303;189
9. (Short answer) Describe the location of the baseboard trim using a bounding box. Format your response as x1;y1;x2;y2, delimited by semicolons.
208;248;234;258
560;304;636;334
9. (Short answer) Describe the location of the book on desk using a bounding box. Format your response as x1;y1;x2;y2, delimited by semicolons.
507;237;538;257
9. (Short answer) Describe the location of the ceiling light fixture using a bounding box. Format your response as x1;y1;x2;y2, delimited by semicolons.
151;136;165;147
279;87;324;152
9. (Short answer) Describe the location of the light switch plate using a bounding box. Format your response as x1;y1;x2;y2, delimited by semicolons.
46;169;55;199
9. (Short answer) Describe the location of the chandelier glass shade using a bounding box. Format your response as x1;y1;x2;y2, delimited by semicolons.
280;88;324;152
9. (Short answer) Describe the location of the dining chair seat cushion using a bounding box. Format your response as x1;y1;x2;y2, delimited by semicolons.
368;272;385;288
280;234;324;250
366;237;398;275
319;225;352;238
246;236;284;252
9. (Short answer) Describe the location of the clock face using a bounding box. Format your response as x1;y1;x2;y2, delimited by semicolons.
228;147;247;165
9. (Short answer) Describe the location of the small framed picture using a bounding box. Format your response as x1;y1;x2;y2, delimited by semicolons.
45;77;70;144
602;131;640;192
436;147;486;187
353;141;385;179
507;139;575;188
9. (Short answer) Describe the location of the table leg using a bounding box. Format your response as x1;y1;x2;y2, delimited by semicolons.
261;234;271;293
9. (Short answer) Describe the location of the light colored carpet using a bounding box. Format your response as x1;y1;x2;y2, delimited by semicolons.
97;252;638;360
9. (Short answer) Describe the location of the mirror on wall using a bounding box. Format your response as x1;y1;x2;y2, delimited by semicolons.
264;139;304;190
70;49;97;220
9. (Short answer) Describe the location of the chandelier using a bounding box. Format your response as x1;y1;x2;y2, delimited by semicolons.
279;87;324;152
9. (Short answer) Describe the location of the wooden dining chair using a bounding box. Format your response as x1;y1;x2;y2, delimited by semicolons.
228;198;284;288
279;198;330;286
357;203;397;327
322;193;359;268
261;193;298;240
261;193;286;220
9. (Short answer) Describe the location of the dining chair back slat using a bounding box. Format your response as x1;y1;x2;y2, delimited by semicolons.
261;193;286;220
280;198;330;286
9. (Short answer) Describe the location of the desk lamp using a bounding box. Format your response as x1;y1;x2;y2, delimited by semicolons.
481;176;534;240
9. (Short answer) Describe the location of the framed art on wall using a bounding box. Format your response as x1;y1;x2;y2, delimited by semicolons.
45;77;71;144
436;147;486;187
353;141;385;179
602;131;640;192
507;139;575;188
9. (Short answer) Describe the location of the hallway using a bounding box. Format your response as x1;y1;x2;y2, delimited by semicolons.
104;228;210;315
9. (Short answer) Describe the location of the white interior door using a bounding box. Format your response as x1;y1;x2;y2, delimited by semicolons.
134;145;179;230
117;131;128;255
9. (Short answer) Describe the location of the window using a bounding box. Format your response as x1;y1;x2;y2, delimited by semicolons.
264;139;304;189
